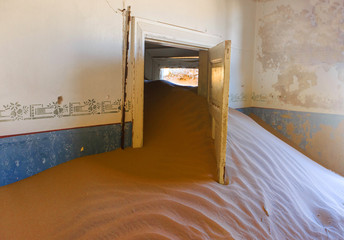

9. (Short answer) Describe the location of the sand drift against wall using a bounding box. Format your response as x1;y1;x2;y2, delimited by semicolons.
1;81;344;239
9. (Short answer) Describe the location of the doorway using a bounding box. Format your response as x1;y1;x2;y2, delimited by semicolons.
144;41;199;87
128;17;231;184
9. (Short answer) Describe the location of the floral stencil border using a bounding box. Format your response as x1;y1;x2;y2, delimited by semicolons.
0;99;131;122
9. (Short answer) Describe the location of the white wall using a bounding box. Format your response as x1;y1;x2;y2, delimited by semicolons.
226;0;257;109
0;0;124;136
126;0;228;37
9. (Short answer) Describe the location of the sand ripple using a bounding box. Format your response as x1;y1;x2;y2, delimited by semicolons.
1;81;344;239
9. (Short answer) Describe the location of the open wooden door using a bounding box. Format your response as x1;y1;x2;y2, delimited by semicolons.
208;40;231;184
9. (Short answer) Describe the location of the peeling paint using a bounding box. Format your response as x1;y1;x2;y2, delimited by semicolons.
254;0;344;113
305;121;344;174
239;107;344;176
273;65;318;107
258;1;344;70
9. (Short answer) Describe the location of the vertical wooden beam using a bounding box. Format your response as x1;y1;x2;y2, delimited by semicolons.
121;6;131;149
131;20;145;148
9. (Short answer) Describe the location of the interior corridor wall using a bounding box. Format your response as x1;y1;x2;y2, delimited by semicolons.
251;0;344;175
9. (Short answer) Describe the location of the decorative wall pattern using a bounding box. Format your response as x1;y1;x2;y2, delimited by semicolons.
0;99;132;122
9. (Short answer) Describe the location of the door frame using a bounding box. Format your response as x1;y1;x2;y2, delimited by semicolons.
128;17;222;148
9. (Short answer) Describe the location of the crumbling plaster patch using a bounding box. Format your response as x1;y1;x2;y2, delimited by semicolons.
254;0;344;113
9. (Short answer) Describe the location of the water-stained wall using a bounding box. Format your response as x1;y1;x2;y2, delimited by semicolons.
251;0;344;175
253;0;344;114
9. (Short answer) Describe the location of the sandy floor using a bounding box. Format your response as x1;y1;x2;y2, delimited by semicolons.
1;81;344;239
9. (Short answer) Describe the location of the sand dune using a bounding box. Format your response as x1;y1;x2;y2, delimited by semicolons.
1;81;344;239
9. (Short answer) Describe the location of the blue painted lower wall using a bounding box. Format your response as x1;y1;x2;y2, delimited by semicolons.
237;107;344;176
0;123;132;186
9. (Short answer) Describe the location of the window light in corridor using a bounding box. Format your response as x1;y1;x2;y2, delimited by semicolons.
160;68;199;87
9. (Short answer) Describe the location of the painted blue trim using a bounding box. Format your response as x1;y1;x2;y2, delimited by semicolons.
235;107;253;116
236;107;344;150
0;123;132;186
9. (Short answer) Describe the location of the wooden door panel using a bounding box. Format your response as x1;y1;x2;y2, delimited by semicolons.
208;41;231;184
